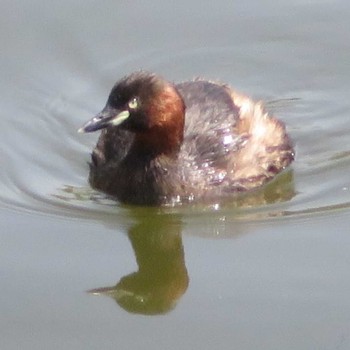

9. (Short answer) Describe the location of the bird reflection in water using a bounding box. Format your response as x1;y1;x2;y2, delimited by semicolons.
88;214;189;315
86;171;294;315
54;168;295;315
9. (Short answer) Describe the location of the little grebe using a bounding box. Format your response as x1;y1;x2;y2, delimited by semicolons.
79;71;294;205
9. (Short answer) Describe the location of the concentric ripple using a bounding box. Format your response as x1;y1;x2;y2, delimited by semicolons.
1;48;350;229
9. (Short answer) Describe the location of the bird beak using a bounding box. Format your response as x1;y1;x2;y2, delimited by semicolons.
78;106;130;133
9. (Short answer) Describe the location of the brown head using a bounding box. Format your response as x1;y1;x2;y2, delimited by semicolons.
79;71;185;155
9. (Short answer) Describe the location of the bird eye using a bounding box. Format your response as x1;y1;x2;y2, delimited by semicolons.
128;97;139;110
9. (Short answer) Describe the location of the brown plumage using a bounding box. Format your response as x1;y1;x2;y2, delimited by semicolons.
79;71;294;206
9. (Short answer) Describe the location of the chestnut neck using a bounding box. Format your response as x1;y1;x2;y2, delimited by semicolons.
132;85;185;157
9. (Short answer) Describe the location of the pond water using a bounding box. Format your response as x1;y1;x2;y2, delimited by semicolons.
1;0;350;349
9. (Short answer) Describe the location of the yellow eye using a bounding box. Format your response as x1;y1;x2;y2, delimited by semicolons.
128;98;138;110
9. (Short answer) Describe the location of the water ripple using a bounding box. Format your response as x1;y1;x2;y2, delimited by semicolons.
1;47;350;228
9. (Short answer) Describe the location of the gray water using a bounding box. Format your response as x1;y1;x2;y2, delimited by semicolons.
1;0;350;349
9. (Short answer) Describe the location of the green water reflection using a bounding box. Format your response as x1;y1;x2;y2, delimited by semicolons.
89;214;188;315
87;170;294;315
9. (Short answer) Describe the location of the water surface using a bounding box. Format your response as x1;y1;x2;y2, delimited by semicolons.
1;0;350;349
